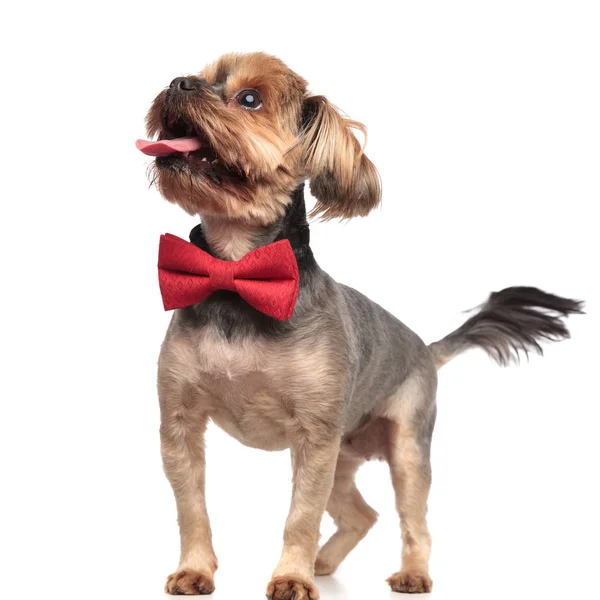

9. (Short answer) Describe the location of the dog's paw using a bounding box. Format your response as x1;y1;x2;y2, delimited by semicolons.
266;575;319;600
165;569;215;595
387;571;432;594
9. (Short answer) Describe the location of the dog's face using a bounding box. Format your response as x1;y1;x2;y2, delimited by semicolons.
141;52;381;224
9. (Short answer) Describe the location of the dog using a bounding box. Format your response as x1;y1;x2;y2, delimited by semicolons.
136;52;583;598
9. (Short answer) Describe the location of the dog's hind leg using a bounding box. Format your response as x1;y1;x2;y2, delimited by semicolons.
314;453;378;576
384;370;437;594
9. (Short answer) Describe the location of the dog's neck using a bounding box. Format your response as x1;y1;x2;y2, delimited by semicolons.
197;218;263;261
191;184;312;265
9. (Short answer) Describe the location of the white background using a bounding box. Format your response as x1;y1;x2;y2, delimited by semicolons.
1;2;599;599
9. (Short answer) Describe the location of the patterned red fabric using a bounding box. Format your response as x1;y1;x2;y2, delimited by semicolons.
158;234;300;320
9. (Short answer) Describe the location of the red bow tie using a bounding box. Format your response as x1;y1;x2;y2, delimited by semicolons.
158;234;300;320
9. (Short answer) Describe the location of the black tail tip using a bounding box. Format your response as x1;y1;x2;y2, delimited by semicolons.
488;286;585;317
465;286;585;366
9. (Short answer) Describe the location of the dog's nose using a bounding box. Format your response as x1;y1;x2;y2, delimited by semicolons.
170;77;199;92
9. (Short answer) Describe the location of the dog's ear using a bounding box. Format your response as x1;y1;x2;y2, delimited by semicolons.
299;95;381;219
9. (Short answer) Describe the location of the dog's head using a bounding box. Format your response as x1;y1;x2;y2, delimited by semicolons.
139;52;381;224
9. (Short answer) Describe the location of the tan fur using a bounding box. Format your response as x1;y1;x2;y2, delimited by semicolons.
159;318;346;599
300;96;382;219
158;308;437;598
200;216;260;261
269;436;341;600
160;315;435;596
314;372;436;589
314;451;378;576
153;195;428;596
160;321;345;452
387;421;433;591
375;370;434;425
267;576;319;600
146;53;432;598
145;52;380;225
142;54;581;598
159;383;218;592
387;571;433;594
165;569;215;595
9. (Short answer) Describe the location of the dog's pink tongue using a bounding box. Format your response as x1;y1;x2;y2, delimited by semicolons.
136;137;202;157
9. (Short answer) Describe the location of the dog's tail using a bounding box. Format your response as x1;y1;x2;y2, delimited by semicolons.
429;287;584;368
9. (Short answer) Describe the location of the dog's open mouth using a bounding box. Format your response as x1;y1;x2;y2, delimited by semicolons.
136;122;245;182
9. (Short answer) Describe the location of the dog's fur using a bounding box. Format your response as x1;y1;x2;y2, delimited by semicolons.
141;52;583;598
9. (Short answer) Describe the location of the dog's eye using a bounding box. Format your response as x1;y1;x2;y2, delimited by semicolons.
237;89;262;110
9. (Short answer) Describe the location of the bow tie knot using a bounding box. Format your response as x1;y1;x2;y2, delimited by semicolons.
157;234;300;321
208;259;236;292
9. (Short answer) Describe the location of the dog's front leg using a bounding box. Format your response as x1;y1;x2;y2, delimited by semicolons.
160;382;217;596
267;434;341;600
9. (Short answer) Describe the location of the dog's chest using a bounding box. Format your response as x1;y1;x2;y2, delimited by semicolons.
178;329;306;450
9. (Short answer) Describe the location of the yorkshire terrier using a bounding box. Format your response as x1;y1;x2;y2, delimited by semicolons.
136;52;582;598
